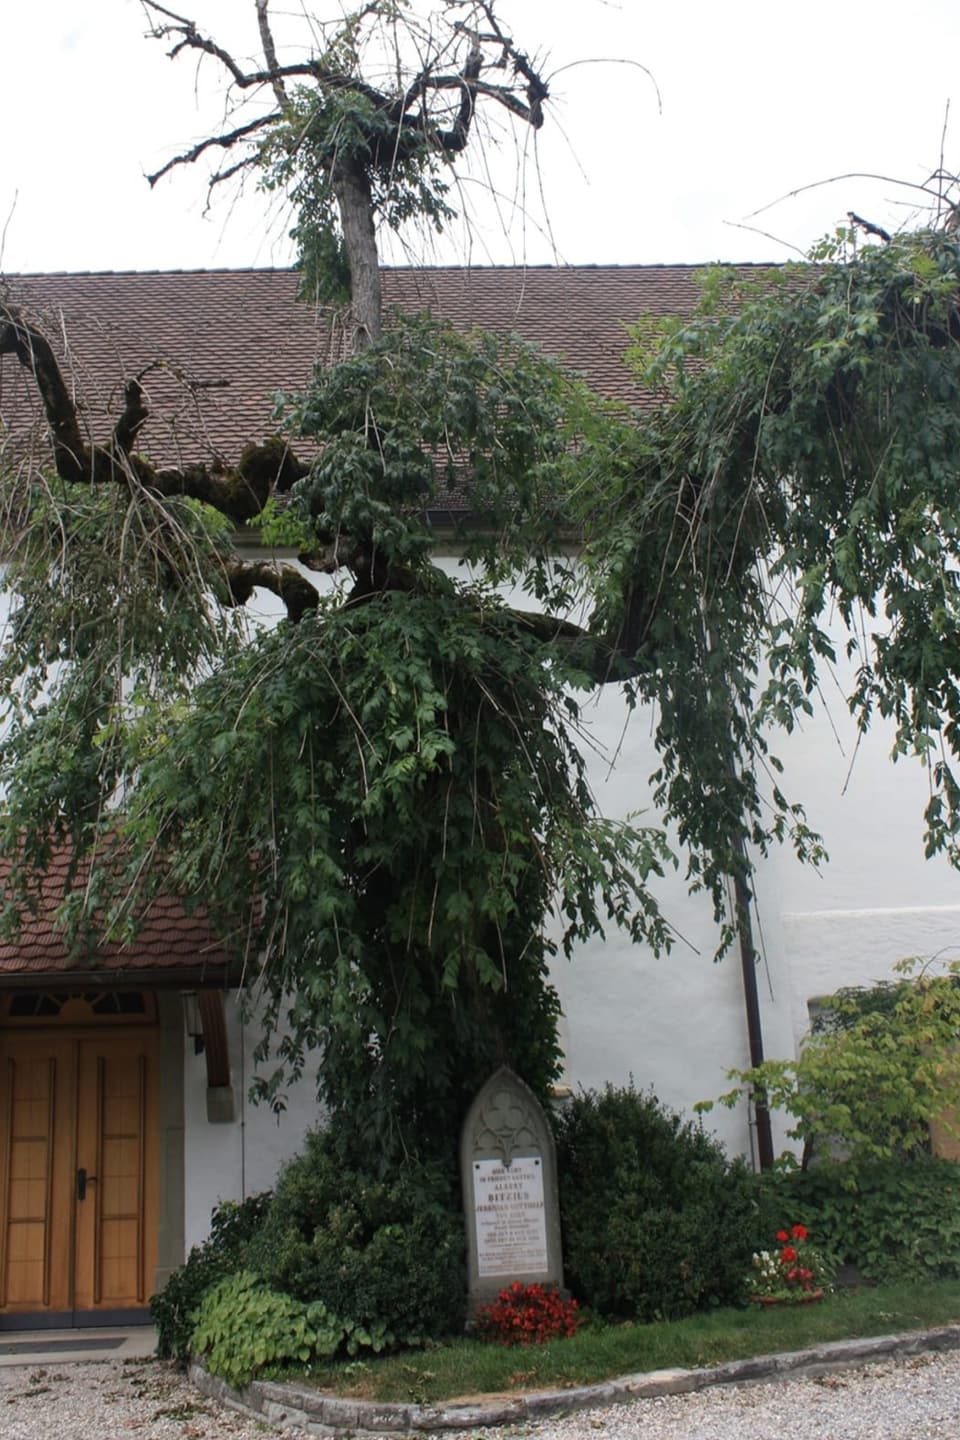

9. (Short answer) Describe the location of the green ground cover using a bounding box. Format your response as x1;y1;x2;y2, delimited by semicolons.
291;1281;960;1404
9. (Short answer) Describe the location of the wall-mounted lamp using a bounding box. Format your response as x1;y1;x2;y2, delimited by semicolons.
181;992;206;1054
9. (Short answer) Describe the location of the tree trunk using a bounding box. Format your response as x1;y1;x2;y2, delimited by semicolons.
333;158;382;348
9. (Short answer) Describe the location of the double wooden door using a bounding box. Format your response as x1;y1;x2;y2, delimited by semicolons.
0;1024;158;1321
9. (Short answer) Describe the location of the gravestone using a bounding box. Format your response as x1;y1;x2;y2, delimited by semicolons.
460;1066;564;1315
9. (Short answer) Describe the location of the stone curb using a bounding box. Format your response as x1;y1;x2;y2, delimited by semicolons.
188;1323;960;1438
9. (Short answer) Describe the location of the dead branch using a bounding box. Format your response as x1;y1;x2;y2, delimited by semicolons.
142;1;262;89
113;378;150;456
143;1;548;186
0;305;88;481
471;2;548;125
256;0;288;108
146;112;281;188
848;211;891;245
142;1;389;105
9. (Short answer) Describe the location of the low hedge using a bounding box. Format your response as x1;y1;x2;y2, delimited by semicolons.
556;1084;764;1320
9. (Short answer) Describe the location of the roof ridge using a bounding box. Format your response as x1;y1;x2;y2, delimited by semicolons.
3;259;784;280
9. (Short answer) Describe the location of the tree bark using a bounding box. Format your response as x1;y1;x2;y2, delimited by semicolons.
0;306;88;482
333;158;383;347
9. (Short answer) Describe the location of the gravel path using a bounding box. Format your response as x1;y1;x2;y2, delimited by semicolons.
0;1359;311;1440
3;1348;960;1439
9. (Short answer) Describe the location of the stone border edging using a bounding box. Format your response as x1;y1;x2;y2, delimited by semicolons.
189;1323;960;1437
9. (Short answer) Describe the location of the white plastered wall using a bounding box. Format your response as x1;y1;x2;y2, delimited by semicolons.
182;993;324;1251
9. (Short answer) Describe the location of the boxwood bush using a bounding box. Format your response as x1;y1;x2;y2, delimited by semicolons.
555;1085;762;1320
246;1128;465;1348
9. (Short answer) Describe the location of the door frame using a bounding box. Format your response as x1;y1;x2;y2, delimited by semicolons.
0;988;185;1329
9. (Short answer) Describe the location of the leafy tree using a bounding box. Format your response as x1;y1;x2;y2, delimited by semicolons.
0;1;669;1163
5;3;960;1172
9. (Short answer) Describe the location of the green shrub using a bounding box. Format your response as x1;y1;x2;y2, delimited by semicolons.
555;1085;761;1321
246;1129;464;1347
718;961;960;1169
191;1270;392;1387
151;1192;272;1363
767;1156;960;1282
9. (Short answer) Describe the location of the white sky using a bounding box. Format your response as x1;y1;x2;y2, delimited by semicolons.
3;0;959;275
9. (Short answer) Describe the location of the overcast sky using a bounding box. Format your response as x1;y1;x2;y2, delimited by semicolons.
3;0;959;275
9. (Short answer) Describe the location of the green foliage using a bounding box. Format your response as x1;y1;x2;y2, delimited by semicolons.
764;1158;960;1283
0;480;239;895
246;1129;464;1347
191;1271;363;1387
151;1193;272;1364
0;316;672;1170
2;1;677;1204
715;959;960;1167
585;231;960;946
20;25;960;1208
282;311;616;608
126;585;670;1159
260;83;455;305
555;1085;761;1321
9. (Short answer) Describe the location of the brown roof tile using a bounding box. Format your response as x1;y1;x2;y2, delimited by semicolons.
0;847;230;980
1;264;776;472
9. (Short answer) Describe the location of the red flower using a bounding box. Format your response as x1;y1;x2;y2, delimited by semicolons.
476;1282;580;1347
780;1245;797;1263
776;1230;789;1242
791;1224;808;1241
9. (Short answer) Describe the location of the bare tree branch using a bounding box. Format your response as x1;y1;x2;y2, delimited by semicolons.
468;2;548;125
142;1;389;105
146;112;281;188
113;378;150;456
1;303;309;530
142;2;549;191
848;211;891;245
256;0;288;108
142;0;256;88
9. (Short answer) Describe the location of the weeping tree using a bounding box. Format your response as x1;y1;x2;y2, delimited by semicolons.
0;1;672;1164
4;1;960;1168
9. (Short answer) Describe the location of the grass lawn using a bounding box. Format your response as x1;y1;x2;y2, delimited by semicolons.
290;1280;960;1405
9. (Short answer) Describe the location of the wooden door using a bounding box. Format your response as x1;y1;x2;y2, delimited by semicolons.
0;1026;158;1320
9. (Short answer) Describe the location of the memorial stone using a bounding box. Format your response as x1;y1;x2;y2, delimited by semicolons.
460;1066;564;1315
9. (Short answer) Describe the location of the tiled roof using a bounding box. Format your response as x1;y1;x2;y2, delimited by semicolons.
0;847;230;981
1;264;777;470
